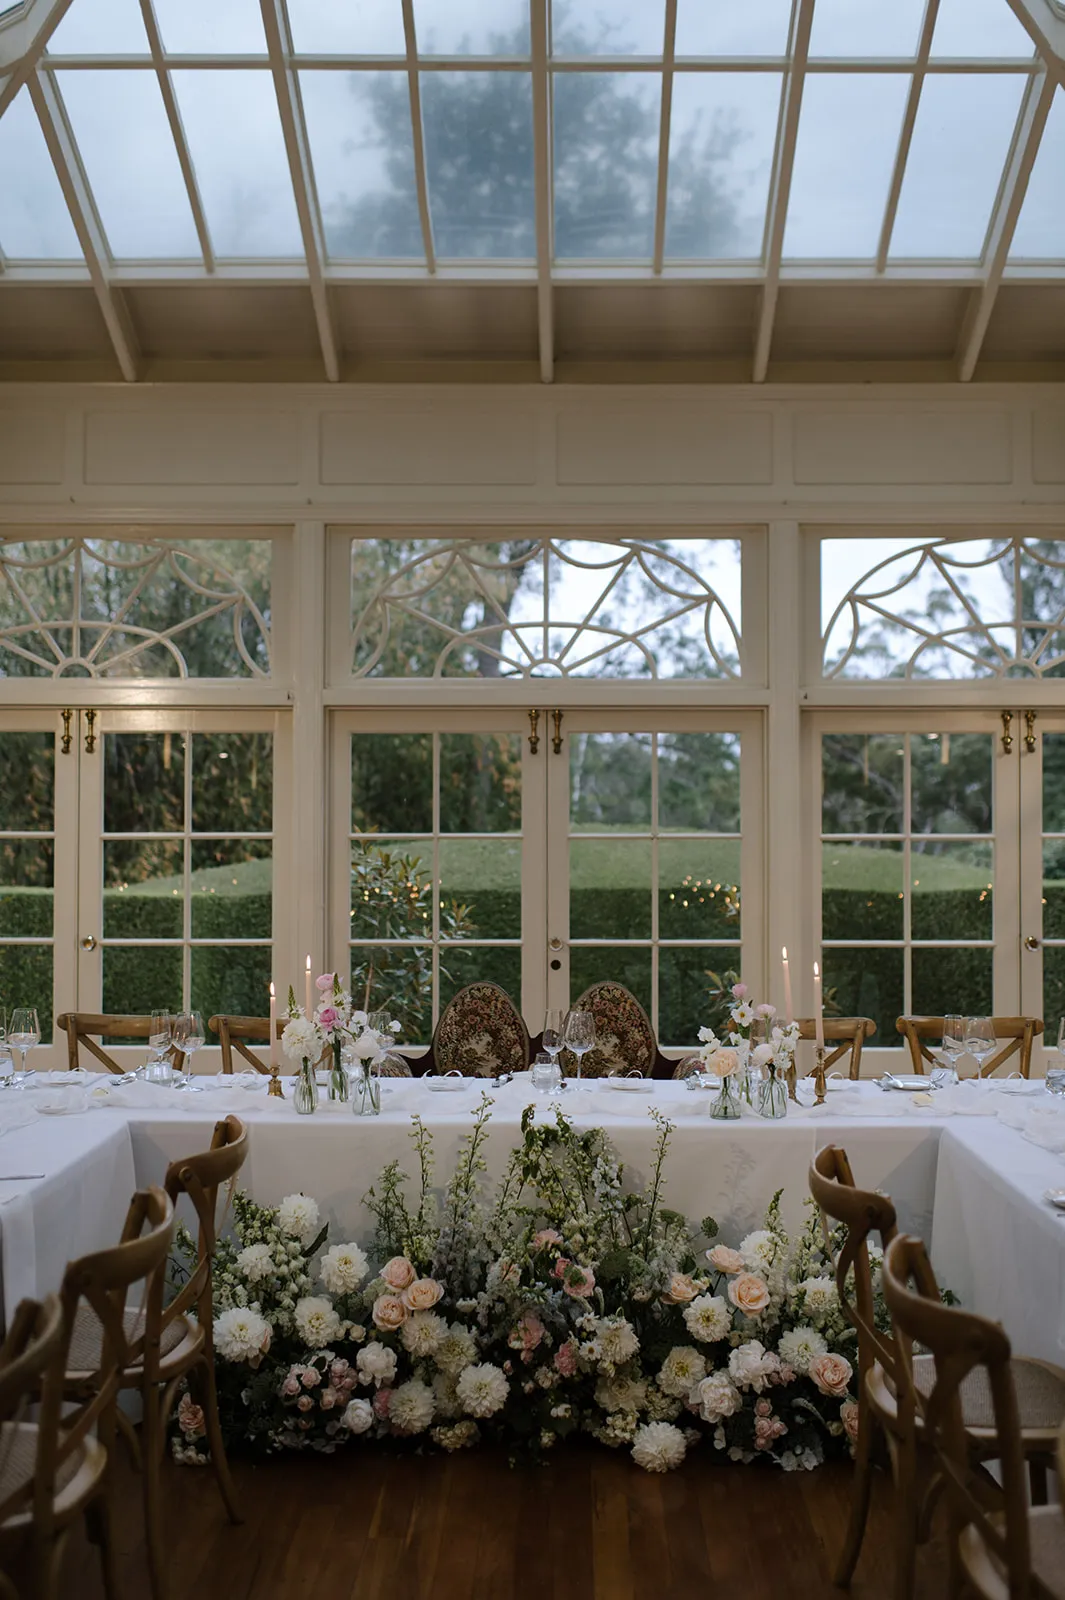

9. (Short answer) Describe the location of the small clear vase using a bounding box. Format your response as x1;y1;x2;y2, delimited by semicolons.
293;1058;319;1115
328;1039;349;1103
351;1055;381;1117
710;1075;743;1121
758;1064;788;1120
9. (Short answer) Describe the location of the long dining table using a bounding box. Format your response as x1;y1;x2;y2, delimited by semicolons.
1;1073;1062;1366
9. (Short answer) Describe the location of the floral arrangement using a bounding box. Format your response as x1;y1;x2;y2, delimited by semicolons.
281;972;395;1071
696;982;800;1115
171;1099;879;1475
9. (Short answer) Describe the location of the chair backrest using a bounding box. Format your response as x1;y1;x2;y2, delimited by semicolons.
164;1117;248;1339
808;1144;901;1390
895;1016;1043;1077
432;982;529;1077
0;1294;65;1530
571;982;656;1079
210;1014;276;1074
882;1234;1032;1594
56;1013;187;1075
795;1017;877;1080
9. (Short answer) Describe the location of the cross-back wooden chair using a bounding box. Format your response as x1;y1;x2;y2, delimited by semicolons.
55;1013;186;1076
0;1294;119;1600
895;1016;1044;1078
796;1017;878;1079
883;1234;1065;1600
210;1015;412;1078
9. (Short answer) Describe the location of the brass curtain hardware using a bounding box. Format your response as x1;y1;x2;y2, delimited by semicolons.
528;709;540;755
551;709;563;754
84;709;97;753
60;708;73;755
1024;709;1037;753
1000;710;1013;754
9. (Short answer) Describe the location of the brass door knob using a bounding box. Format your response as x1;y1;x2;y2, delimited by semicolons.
1024;935;1040;951
80;935;97;951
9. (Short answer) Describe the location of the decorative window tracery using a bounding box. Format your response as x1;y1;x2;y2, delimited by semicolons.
0;535;272;679
350;536;742;679
822;534;1065;680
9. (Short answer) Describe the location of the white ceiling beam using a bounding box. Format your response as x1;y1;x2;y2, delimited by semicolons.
652;0;678;275
0;0;73;110
259;0;339;382
752;0;815;383
400;0;436;275
138;0;214;271
28;67;140;381
876;0;940;272
957;68;1057;380
530;0;553;383
1004;0;1065;78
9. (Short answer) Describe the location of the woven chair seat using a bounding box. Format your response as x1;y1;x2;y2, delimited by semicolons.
0;1420;83;1504
961;1505;1065;1600
913;1353;1065;1435
66;1302;190;1377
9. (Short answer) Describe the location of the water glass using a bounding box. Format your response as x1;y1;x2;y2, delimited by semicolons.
530;1052;561;1095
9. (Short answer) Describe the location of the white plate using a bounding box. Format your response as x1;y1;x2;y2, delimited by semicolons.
877;1075;928;1092
992;1080;1041;1096
1044;1189;1065;1211
425;1077;472;1093
604;1077;653;1092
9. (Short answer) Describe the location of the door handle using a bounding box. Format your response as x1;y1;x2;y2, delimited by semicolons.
1024;935;1040;952
80;935;97;951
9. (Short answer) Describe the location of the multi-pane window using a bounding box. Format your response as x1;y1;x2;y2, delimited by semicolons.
0;731;55;1040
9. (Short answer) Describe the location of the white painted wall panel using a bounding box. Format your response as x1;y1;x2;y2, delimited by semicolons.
792;409;1012;486
555;406;773;486
0;411;64;485
1032;409;1065;484
84;410;300;486
320;408;537;486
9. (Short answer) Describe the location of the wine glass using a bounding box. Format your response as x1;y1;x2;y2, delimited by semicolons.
8;1007;40;1084
932;1013;966;1089
144;1009;173;1083
542;1009;565;1068
964;1016;997;1079
562;1008;596;1088
172;1011;205;1082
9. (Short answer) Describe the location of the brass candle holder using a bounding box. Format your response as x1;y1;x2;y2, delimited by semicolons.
813;1045;827;1106
786;1056;798;1102
267;1058;285;1098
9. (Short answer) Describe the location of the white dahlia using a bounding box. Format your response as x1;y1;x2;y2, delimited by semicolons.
319;1242;369;1295
778;1326;828;1374
214;1306;272;1364
593;1316;640;1367
293;1295;343;1347
456;1362;509;1418
657;1346;709;1399
389;1379;435;1435
434;1322;478;1377
682;1293;732;1343
798;1276;839;1321
235;1242;274;1285
738;1229;777;1275
400;1310;448;1358
631;1421;687;1473
277;1193;320;1244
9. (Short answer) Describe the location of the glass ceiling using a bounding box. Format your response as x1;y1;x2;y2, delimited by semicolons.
0;0;1061;276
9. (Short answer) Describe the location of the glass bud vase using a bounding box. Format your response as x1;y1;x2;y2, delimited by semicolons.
351;1054;381;1117
328;1039;349;1103
710;1074;742;1121
294;1058;319;1115
758;1063;788;1120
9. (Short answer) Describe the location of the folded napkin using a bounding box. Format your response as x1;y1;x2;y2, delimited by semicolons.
196;1072;268;1092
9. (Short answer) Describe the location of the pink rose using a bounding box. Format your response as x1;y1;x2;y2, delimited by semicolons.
330;1360;352;1385
297;1394;314;1412
402;1278;444;1312
315;973;335;992
381;1256;416;1292
372;1388;392;1420
177;1393;205;1437
280;1374;301;1397
661;1272;700;1305
509;1311;545;1356
731;983;748;1000
318;1006;340;1032
754;1398;772;1418
809;1353;853;1399
840;1399;860;1445
553;1257;571;1280
319;1387;338;1411
533;1229;563;1251
561;1264;595;1299
554;1340;578;1377
777;1364;796;1386
301;1367;321;1388
372;1294;409;1331
728;1274;771;1316
754;1415;787;1449
707;1245;745;1275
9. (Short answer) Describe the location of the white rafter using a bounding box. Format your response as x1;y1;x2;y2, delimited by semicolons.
958;67;1057;380
530;0;554;383
137;0;214;272
652;0;678;275
28;67;141;381
400;0;436;274
259;0;339;382
752;0;815;383
1006;0;1065;77
0;0;72;114
876;0;940;271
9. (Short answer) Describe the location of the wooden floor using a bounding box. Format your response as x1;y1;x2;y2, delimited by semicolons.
50;1444;950;1600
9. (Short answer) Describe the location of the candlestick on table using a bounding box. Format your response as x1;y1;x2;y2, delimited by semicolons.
304;954;312;1016
269;981;278;1068
813;961;825;1051
813;1044;827;1107
782;946;793;1025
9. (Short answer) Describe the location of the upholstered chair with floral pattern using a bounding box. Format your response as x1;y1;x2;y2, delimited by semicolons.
569;982;657;1079
431;982;530;1077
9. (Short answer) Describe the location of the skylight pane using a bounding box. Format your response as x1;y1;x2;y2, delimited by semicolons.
665;72;781;260
57;70;200;258
171;72;301;257
890;73;1027;259
932;0;1035;57
48;0;148;53
555;72;658;259
1010;88;1065;259
414;0;529;56
153;0;268;54
552;1;665;56
808;0;924;57
784;73;909;258
0;87;82;259
285;0;406;54
675;0;792;57
423;71;534;258
300;70;423;259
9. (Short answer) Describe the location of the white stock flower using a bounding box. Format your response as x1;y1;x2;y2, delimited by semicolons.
593;1317;640;1367
294;1295;343;1347
278;1194;320;1244
281;1017;318;1063
657;1346;708;1399
697;1025;718;1046
389;1379;435;1435
692;1372;742;1424
631;1421;687;1473
728;1339;780;1393
456;1362;509;1418
235;1243;274;1285
738;1230;776;1275
341;1398;374;1435
356;1341;397;1388
214;1306;272;1364
682;1293;732;1343
319;1242;369;1295
778;1326;828;1374
434;1322;478;1377
799;1276;839;1321
400;1310;448;1358
595;1375;647;1414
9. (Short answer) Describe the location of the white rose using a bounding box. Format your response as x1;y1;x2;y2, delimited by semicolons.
278;1194;320;1244
682;1293;732;1344
456;1362;509;1418
319;1242;369;1295
728;1339;780;1393
400;1310;448;1358
293;1295;343;1347
341;1398;374;1435
235;1243;274;1285
214;1306;272;1365
356;1341;398;1388
631;1421;687;1473
281;1017;319;1063
692;1372;742;1424
389;1379;435;1435
657;1346;708;1399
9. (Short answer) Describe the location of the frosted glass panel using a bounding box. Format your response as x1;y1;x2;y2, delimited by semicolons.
784;74;909;258
173;72;302;257
891;74;1027;258
301;71;423;260
49;0;148;53
808;0;925;56
414;0;529;55
555;72;658;259
154;0;267;53
57;70;200;258
1010;89;1065;259
932;0;1036;57
423;72;535;257
675;0;792;57
553;1;666;55
285;0;406;53
0;88;82;260
666;72;781;260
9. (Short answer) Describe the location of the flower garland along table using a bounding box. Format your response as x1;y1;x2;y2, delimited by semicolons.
170;1096;887;1475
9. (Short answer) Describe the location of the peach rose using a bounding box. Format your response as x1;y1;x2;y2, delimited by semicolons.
728;1273;770;1316
402;1277;444;1312
711;1048;739;1079
280;1374;301;1398
661;1272;700;1305
840;1399;860;1445
372;1294;409;1331
707;1245;745;1275
381;1256;416;1292
319;1387;338;1411
177;1393;205;1437
297;1394;314;1412
809;1352;853;1399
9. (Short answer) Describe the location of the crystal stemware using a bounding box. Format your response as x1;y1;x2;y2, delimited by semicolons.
562;1007;596;1088
172;1011;205;1084
932;1013;966;1088
963;1015;997;1079
542;1009;565;1067
145;1009;173;1083
8;1007;40;1084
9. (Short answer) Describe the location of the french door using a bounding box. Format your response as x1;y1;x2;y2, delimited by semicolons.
330;708;764;1046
